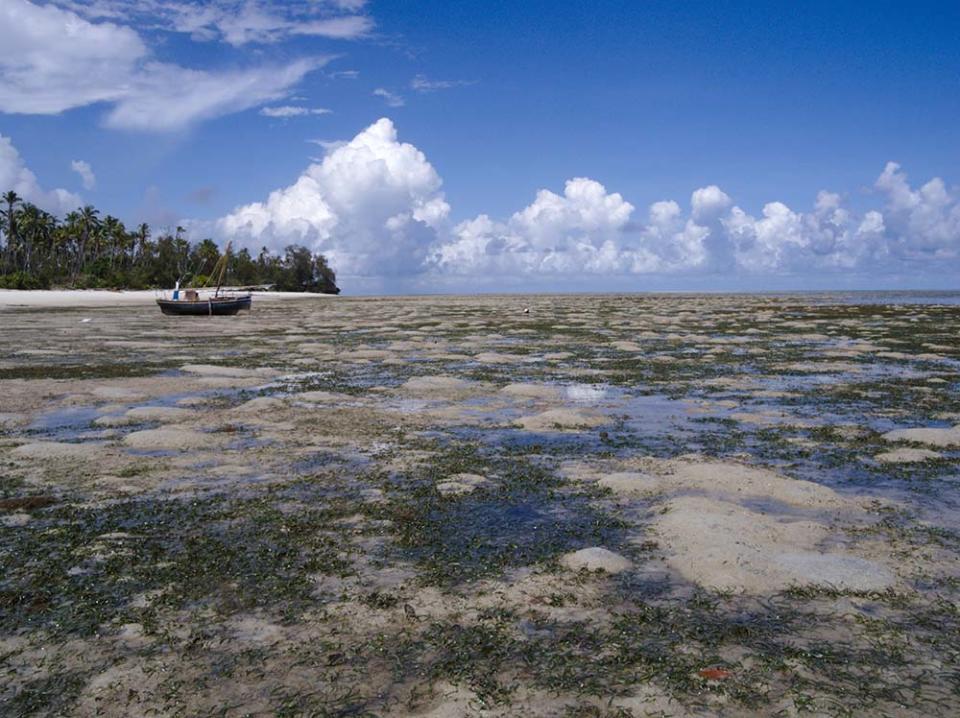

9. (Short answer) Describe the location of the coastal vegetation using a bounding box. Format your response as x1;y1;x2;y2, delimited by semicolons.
0;190;339;293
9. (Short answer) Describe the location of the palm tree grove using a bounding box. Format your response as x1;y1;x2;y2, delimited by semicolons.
0;191;339;293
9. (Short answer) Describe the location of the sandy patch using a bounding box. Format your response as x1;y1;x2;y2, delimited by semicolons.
875;448;943;463
882;424;960;447
401;376;477;395
597;471;659;495
292;390;361;404
436;473;488;496
474;352;527;364
655;495;894;593
123;428;224;451
560;547;633;574
11;441;104;460
234;397;285;413
500;383;563;401
90;386;148;402
2;513;32;527
606;457;847;510
515;408;607;432
180;364;277;379
96;406;194;427
0;412;29;428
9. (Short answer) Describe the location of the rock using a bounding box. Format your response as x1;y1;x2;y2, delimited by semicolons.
875;448;942;463
881;425;960;448
560;547;633;574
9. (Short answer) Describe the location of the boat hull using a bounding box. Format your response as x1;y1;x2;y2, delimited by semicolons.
156;295;252;316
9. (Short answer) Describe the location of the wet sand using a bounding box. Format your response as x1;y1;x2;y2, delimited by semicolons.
1;293;959;716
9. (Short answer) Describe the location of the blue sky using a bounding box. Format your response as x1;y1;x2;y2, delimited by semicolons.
1;0;959;292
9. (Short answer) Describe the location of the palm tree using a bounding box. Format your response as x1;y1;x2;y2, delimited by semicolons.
135;223;150;263
101;215;126;270
2;190;22;273
16;203;45;273
74;205;100;278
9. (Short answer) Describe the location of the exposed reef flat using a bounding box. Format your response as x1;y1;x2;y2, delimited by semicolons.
1;293;959;716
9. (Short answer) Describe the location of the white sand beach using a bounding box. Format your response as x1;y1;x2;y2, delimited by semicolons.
0;289;338;308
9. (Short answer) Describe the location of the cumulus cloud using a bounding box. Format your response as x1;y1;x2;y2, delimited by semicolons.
432;179;714;277
0;0;328;131
216;118;449;276
259;105;332;118
0;135;81;215
211;118;960;288
70;160;96;190
373;88;405;108
875;162;960;259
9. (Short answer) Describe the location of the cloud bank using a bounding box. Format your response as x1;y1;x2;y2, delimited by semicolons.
211;118;960;290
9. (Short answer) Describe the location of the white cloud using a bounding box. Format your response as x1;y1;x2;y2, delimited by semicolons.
0;0;145;115
70;160;96;190
0;135;81;215
216;118;448;276
432;178;708;277
105;58;327;132
49;1;374;46
260;105;332;118
0;0;329;131
209;118;960;287
373;88;405;108
690;185;731;222
410;74;474;93
875;162;960;259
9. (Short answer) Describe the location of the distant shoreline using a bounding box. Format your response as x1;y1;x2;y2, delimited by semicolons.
2;288;959;309
0;289;338;308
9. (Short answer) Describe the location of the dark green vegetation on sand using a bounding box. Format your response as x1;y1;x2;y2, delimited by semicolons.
1;294;959;716
0;189;339;292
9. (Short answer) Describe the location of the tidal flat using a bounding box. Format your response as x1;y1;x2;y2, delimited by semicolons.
1;293;959;717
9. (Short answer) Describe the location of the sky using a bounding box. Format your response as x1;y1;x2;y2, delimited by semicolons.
1;0;959;294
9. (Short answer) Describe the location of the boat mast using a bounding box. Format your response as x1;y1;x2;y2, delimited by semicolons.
214;242;231;298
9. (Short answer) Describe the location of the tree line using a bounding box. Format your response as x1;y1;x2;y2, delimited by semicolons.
0;190;339;293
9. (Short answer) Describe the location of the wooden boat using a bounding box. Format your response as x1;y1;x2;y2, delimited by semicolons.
157;292;251;316
157;242;252;316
